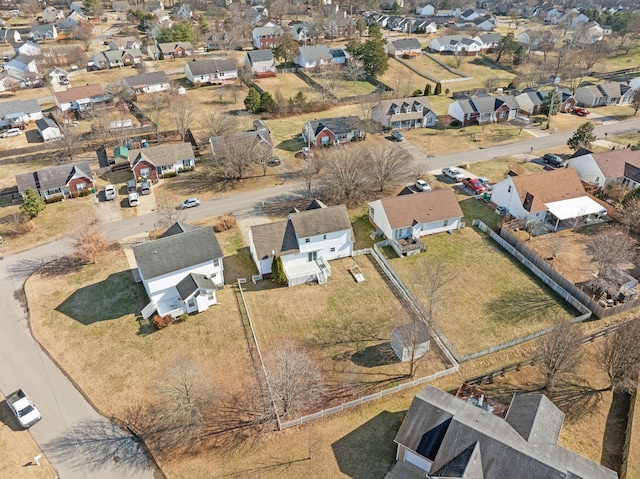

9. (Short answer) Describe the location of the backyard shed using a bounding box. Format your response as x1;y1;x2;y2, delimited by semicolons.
391;322;430;362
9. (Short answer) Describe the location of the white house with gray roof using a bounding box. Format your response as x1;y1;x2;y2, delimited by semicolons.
0;99;42;128
448;94;519;126
387;38;422;57
391;385;617;478
248;200;354;286
29;24;57;41
184;58;237;85
122;71;170;95
252;25;283;49
36;117;62;141
428;34;482;55
133;222;224;318
372;97;436;129
92;48;142;69
245;49;276;77
294;45;333;69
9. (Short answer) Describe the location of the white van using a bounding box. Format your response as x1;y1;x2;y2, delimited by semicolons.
2;128;21;138
128;192;139;207
104;184;117;201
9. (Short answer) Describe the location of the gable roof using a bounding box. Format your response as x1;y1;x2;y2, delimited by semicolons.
308;116;362;136
0;99;41;118
35;117;59;131
160;221;199;238
176;272;216;300
209;130;272;155
253;25;284;36
186;58;237;75
157;41;193;52
16;161;91;193
54;84;106;103
390;37;422;50
250;203;352;260
376;188;463;229
373;97;434;119
297;45;332;63
246;49;274;63
129;143;195;167
122;71;169;87
586;149;640;179
395;385;617;479
511;168;586;213
133;226;223;280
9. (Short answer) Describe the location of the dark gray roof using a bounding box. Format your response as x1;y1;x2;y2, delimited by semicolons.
478;33;501;44
309;116;362;136
505;393;563;445
160;221;199;238
394;386;617;479
297;45;332;64
35;117;59;131
186;58;237;75
246;49;274;63
305;199;327;210
122;71;169;87
16;161;91;193
430;442;483;478
390;38;422;50
0;99;40;118
133;226;223;280
251;220;299;260
129;143;195;167
176;273;216;300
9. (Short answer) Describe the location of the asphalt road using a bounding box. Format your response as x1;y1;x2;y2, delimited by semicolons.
0;240;157;479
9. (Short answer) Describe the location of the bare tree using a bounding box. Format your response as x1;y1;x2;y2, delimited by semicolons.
74;21;95;50
71;220;109;264
145;92;168;138
578;41;611;70
344;58;366;84
53;113;81;161
600;319;640;393
536;321;583;391
484;75;500;91
453;50;466;68
314;64;339;106
322;147;371;206
213;140;264;180
202;111;238;138
367;144;411;192
392;71;412;98
300;155;323;197
622;199;640;234
632;88;640;116
414;257;456;324
587;225;636;281
167;94;197;139
265;341;323;418
541;233;567;260
156;191;186;228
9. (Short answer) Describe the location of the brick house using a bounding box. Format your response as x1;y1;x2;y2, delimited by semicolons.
129;143;196;180
16;161;94;199
302;116;365;147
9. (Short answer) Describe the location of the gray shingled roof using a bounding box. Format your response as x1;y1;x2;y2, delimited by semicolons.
187;58;237;75
133;226;223;280
35;117;59;131
297;45;332;64
393;321;430;344
122;71;169;87
394;386;617;479
209;130;272;156
160;221;198;238
390;38;422;50
16;161;91;193
250;220;299;260
176;273;216;300
289;204;351;238
309;116;362;136
246;49;274;63
0;99;41;118
129;143;195;167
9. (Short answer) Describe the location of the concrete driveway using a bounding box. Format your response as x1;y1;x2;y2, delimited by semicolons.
0;240;157;479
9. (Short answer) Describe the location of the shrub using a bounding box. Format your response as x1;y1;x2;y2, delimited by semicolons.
71;191;80;198
45;195;64;204
80;189;90;197
411;88;423;97
152;314;174;329
175;313;188;323
163;171;178;178
213;214;236;232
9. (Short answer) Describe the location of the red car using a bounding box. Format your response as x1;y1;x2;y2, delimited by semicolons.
462;178;486;195
573;107;590;116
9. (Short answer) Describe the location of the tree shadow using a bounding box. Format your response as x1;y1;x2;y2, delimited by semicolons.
351;343;400;368
38;256;84;277
600;390;631;474
545;380;605;422
486;286;578;325
331;410;404;479
42;418;153;475
55;271;147;325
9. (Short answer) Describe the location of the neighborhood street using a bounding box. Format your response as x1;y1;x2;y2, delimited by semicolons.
1;115;639;477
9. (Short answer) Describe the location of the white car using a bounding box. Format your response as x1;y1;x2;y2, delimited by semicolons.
415;179;431;192
2;128;21;138
104;184;117;200
180;197;201;209
442;167;465;183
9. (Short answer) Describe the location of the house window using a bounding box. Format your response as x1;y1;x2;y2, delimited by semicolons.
370;207;375;218
443;219;449;227
140;167;151;177
213;258;220;267
323;234;327;239
187;298;195;308
308;251;317;262
206;291;215;301
330;247;335;252
305;238;310;243
507;186;511;193
76;182;87;191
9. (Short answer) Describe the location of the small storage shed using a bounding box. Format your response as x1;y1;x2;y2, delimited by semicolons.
391;322;430;362
36;118;62;141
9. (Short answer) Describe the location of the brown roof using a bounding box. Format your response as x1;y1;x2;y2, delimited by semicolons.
129;143;195;167
591;149;640;179
378;188;464;229
289;204;351;238
251;221;299;260
54;84;105;103
511;168;586;213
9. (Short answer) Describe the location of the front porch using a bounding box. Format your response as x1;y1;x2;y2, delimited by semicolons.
284;256;332;286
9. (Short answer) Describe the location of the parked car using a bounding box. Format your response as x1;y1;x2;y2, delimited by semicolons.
2;128;21;138
495;205;508;216
126;179;137;193
543;153;565;168
267;157;281;167
140;181;151;195
462;178;486;195
391;130;404;141
180;197;201;209
414;179;431;192
128;192;139;207
477;177;493;190
572;107;590;116
104;184;117;201
442;167;465;183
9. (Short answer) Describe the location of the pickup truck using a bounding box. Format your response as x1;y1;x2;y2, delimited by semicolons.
442;167;466;183
6;389;42;428
462;177;486;195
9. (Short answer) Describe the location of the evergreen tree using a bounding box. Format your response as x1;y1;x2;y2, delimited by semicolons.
567;122;596;151
540;91;560;117
198;16;209;36
244;88;262;113
496;32;517;62
156;20;196;43
271;256;287;285
513;45;527;65
273;32;299;64
260;91;277;113
21;188;46;218
358;23;388;77
424;84;431;96
434;82;442;95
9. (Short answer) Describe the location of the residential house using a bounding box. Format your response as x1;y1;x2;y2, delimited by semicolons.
133;222;224;317
122;71;170;96
302;116;364;147
472;14;497;31
475;32;501;49
29;25;57;41
245;49;276;77
129;143;196;180
146;0;164;12
387;16;410;32
184;59;238;85
152;9;171;23
558;88;577;112
290;22;308;42
252;25;283;49
368;189;463;256
147;41;193;60
514;89;545;115
46;67;69;86
0;70;40;91
491;168;606;229
57;10;88;31
629;76;640;91
329;48;347;65
15;41;42;57
4;54;38;76
558;8;589;28
460;8;485;21
248;200;354;286
435;8;460;17
387;38;422;57
372;97;436;129
69;1;85;14
171;2;192;19
412;19;437;34
448;94;519;126
112;0;131;12
428;35;481;55
209;130;272;158
0;99;42;128
92;48;142;69
248;5;268;24
41;6;65;23
415;3;435;15
36;117;62;141
54;84;111;114
568;149;640;189
574;82;633;107
328;17;356;38
576;21;606;44
391;385;617;478
0;27;21;45
293;45;335;69
108;36;142;51
16;161;94;199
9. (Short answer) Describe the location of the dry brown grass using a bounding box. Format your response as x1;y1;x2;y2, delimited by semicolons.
464;155;544;181
255;74;320;102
